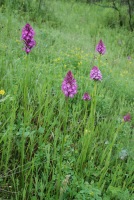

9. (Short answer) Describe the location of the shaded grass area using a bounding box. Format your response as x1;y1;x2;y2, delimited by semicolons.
0;0;134;199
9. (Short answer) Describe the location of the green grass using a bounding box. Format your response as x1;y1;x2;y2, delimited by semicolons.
0;0;134;199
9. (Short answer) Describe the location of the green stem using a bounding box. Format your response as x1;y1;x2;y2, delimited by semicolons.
77;81;98;171
21;55;29;188
83;103;88;125
98;54;101;67
57;97;68;196
88;81;97;131
24;55;29;125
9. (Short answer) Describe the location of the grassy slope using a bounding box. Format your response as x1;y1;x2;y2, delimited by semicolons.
0;0;134;199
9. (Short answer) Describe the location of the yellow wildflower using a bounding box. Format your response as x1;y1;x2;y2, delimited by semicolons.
0;90;5;95
90;192;94;197
78;61;82;66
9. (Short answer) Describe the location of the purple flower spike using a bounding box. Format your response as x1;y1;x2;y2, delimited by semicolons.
62;71;77;98
90;66;102;81
123;114;131;122
21;24;36;54
127;56;131;60
96;39;106;55
82;93;91;101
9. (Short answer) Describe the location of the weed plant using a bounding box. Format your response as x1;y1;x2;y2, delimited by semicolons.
0;0;134;199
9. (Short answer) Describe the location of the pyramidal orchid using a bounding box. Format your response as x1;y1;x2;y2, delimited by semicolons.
96;39;106;55
62;71;77;98
90;66;102;81
21;23;36;54
79;67;102;165
82;93;91;101
123;114;131;122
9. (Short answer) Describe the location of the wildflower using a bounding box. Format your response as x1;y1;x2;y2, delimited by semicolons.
62;71;77;98
96;39;106;55
119;149;128;160
82;93;91;101
90;66;102;81
123;113;131;122
0;90;5;95
60;175;70;198
21;23;36;54
78;61;82;66
90;192;94;197
105;140;109;145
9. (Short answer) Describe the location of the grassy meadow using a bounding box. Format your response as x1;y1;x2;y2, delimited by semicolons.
0;0;134;199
